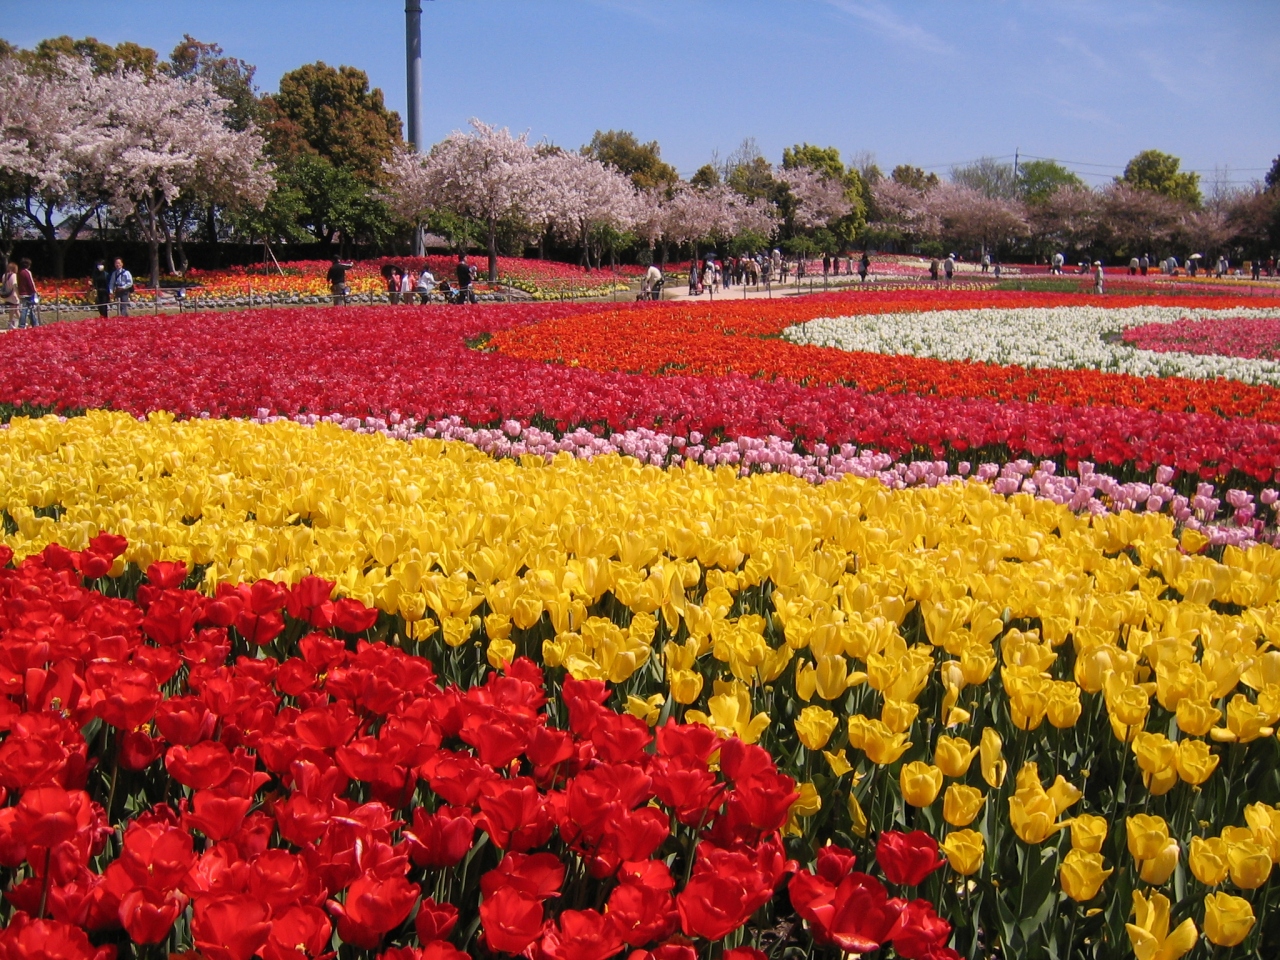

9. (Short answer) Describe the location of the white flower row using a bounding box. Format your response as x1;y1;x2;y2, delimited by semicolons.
784;305;1280;385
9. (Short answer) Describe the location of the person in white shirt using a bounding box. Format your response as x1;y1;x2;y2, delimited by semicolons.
641;264;662;300
415;267;436;304
108;258;134;316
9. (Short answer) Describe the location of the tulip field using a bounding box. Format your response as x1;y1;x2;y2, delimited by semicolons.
34;256;643;307
2;288;1280;960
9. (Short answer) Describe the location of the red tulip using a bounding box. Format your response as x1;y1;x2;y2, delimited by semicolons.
262;905;332;960
118;887;185;944
327;872;419;949
414;897;459;942
0;912;116;960
876;831;944;887
191;894;272;960
479;886;545;954
540;909;623;960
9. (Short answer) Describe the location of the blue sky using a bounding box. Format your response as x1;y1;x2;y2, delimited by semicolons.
6;0;1277;186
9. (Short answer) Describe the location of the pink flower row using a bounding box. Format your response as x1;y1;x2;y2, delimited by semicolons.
1122;316;1280;361
257;410;1276;550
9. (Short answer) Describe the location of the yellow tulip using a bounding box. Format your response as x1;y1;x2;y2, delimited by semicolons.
1212;694;1275;743
624;693;665;726
1128;815;1172;862
1125;890;1198;960
934;735;978;778
847;715;912;765
1139;838;1180;885
1190;836;1230;886
881;698;919;734
1009;764;1076;844
486;636;516;669
1174;738;1219;785
1046;681;1082;728
1070;814;1109;854
1175;697;1221;737
942;784;985;827
668;668;704;705
1203;892;1255;947
1059;849;1112;902
795;660;817;702
795;705;839;751
980;727;1007;788
1225;838;1272;889
823;748;853;778
940;829;985;875
847;790;869;838
1244;802;1280;862
899;761;943;807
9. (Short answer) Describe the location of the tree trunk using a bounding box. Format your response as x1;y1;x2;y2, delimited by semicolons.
487;218;498;282
162;216;177;276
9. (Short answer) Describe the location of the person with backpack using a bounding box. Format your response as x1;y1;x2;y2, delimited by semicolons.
16;258;38;328
108;258;134;316
91;262;111;317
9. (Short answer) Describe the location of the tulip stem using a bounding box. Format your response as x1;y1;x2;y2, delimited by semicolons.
37;848;51;919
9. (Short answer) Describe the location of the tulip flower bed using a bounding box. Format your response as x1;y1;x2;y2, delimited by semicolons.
3;413;1280;958
34;256;640;307
4;297;1280;496
787;305;1280;386
1121;317;1280;362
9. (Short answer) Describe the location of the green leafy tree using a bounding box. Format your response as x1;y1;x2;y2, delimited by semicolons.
1120;149;1201;207
266;62;402;185
25;35;157;75
891;165;940;191
164;36;264;132
278;154;391;251
581;130;677;191
1017;159;1084;204
782;143;845;182
1265;154;1280;191
690;164;721;189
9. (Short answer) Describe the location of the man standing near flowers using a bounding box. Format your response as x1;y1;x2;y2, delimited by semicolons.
16;258;39;328
327;256;352;305
108;258;133;316
1093;261;1105;294
91;262;111;318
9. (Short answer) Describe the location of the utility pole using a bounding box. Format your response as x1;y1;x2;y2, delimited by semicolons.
1012;148;1019;191
406;0;426;255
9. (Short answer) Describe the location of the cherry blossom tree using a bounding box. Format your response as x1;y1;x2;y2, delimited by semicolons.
89;68;272;287
927;183;1027;257
659;183;774;260
777;167;852;231
0;56;104;276
1099;182;1185;256
541;151;638;270
403;120;545;281
1026;184;1103;256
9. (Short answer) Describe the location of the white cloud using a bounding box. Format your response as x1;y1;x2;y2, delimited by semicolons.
824;0;955;56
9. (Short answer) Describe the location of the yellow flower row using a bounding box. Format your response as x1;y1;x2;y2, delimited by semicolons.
4;411;1280;925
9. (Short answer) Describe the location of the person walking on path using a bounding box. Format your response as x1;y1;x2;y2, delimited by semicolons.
91;262;111;318
1093;261;1105;294
943;254;955;283
1140;254;1149;276
858;252;870;282
15;259;38;329
1;262;18;330
981;252;991;274
929;257;940;282
327;256;352;306
399;266;413;302
108;258;134;316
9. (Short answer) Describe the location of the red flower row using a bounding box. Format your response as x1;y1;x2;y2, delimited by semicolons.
0;538;956;960
490;290;1280;422
2;296;1277;482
